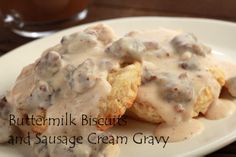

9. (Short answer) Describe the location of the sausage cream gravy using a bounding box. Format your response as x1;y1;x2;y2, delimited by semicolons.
106;28;236;141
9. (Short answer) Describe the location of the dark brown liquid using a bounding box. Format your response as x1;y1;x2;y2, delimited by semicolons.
0;0;90;23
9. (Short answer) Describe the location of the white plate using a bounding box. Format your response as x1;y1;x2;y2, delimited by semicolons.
1;17;236;157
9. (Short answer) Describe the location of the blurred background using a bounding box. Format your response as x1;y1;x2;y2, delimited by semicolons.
1;0;236;55
0;1;236;155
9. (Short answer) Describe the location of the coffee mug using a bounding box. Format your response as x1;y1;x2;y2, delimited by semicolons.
0;0;90;38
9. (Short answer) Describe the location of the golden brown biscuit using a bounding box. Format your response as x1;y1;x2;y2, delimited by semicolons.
31;108;48;133
97;62;141;130
192;86;214;116
208;66;225;86
126;102;163;124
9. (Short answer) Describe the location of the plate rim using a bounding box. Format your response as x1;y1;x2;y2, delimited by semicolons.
1;16;236;58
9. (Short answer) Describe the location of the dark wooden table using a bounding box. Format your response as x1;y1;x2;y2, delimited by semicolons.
1;0;236;156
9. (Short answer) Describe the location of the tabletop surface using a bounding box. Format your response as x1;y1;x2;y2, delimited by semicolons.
1;1;236;156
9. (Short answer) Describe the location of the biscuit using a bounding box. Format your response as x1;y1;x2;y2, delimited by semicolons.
31;108;48;133
97;62;141;130
192;86;214;116
126;102;163;124
128;86;214;123
208;66;225;86
128;68;225;124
